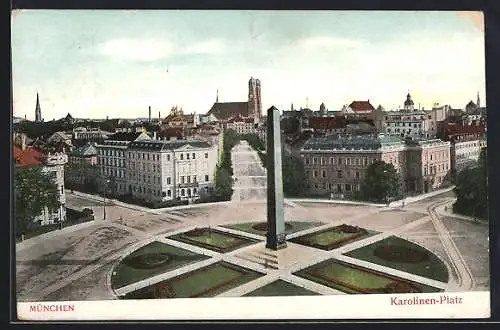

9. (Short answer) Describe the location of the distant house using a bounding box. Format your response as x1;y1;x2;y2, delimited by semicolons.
66;142;99;189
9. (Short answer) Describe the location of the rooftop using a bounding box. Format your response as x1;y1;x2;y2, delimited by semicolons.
301;134;405;151
128;139;211;151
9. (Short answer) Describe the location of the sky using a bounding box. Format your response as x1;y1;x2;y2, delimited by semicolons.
11;10;485;120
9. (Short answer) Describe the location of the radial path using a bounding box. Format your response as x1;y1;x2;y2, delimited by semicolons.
230;140;267;202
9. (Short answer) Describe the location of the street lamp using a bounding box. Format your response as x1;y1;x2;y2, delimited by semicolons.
103;178;110;220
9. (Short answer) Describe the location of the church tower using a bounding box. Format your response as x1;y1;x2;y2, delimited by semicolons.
248;77;262;122
404;92;415;112
35;92;42;122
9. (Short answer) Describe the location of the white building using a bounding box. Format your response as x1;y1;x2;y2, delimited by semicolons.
226;117;259;135
125;139;219;203
452;139;482;173
14;145;68;226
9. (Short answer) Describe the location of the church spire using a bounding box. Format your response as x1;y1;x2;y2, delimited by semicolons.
216;89;219;103
477;91;480;108
35;92;42;122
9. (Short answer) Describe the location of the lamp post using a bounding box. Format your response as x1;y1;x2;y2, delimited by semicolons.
103;178;110;220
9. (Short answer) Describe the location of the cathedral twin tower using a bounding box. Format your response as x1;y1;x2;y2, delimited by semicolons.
248;77;262;122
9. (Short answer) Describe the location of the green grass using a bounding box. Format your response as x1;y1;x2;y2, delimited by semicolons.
223;221;324;236
186;232;241;248
345;235;449;283
124;262;264;298
309;231;356;246
294;259;441;294
169;229;259;253
111;241;210;289
244;280;320;297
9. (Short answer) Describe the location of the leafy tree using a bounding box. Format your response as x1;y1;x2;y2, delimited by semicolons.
15;166;61;235
281;151;307;197
359;160;403;203
453;147;488;220
241;133;265;151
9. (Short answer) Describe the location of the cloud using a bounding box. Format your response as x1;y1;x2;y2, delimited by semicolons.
97;37;229;62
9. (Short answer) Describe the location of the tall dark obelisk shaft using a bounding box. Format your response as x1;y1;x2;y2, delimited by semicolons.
266;106;287;250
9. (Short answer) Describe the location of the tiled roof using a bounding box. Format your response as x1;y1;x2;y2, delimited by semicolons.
158;127;185;138
107;132;147;142
128;140;211;151
349;101;375;112
71;143;98;157
301;134;404;151
207;102;249;120
309;117;347;130
13;146;43;166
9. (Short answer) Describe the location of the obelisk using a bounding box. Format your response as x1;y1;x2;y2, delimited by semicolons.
266;106;287;250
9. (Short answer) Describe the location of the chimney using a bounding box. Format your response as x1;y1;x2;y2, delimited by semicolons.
153;131;157;140
148;106;151;122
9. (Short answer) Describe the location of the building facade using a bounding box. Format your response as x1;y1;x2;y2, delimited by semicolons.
125;139;218;203
95;132;151;197
66;142;98;188
14;146;67;225
300;134;451;197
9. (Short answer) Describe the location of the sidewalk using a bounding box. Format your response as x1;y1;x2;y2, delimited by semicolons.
435;200;488;225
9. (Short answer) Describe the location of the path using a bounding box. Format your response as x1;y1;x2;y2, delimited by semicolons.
231;140;267;201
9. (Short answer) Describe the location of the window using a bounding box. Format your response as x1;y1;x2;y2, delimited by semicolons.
345;184;351;192
305;158;310;165
330;157;334;165
337;170;342;178
167;177;171;184
187;176;191;183
187;153;190;160
167;155;171;161
322;170;326;178
180;176;185;184
355;171;360;179
192;153;196;159
313;157;317;164
205;153;208;159
313;170;318;178
205;175;209;182
167;190;171;197
180;154;184;160
181;189;185;196
193;175;197;183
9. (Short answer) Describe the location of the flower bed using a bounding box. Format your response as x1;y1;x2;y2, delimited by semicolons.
169;228;260;253
290;224;372;251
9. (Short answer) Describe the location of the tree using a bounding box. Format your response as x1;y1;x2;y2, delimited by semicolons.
15;166;61;235
282;151;307;197
453;147;488;220
359;161;403;204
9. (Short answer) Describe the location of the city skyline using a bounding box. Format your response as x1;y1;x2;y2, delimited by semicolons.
12;10;485;121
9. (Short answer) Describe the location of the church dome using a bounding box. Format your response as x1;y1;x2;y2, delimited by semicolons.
404;93;414;106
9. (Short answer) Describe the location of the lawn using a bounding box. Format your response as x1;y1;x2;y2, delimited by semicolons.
290;225;377;251
223;221;324;236
169;228;259;253
244;280;320;297
345;235;449;283
294;259;441;294
123;262;264;299
111;241;210;289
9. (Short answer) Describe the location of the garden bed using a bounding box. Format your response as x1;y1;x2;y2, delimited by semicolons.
111;241;210;289
223;221;324;237
294;258;441;294
122;261;264;299
344;235;449;282
168;228;260;253
289;224;375;251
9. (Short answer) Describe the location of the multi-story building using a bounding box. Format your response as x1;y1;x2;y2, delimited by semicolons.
95;131;151;197
125;139;218;203
73;127;112;141
14;144;68;225
226;116;258;135
404;138;451;193
437;123;486;178
300;134;451;197
300;134;407;197
66;142;98;188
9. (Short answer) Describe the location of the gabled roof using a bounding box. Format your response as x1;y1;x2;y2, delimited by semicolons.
348;101;375;112
309;117;347;130
71;143;98;157
13;146;43;166
107;132;151;142
207;102;249;120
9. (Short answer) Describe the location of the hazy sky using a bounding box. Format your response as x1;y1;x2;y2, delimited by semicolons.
12;10;485;120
